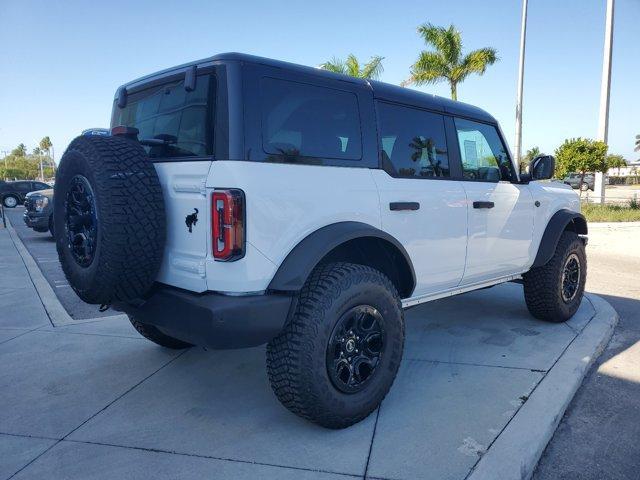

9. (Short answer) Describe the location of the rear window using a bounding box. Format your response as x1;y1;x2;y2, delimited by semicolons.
260;77;362;162
112;74;214;158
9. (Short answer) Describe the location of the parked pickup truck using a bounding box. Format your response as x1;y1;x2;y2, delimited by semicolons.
54;53;587;429
23;188;55;236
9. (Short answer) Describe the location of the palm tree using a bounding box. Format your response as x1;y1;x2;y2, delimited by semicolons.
39;136;54;173
403;23;498;101
320;54;384;80
523;146;541;163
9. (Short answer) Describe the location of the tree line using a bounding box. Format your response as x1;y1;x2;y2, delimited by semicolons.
1;137;55;181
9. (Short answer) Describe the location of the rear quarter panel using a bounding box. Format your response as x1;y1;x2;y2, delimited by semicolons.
205;161;381;292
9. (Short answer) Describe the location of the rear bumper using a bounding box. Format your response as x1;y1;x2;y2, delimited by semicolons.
23;211;49;231
113;284;294;350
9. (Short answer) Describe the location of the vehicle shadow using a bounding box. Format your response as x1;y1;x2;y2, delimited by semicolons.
534;291;640;480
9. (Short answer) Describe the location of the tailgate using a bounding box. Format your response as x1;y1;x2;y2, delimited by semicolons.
153;161;212;292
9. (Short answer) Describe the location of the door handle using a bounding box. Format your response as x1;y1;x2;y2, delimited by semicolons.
389;202;420;211
473;201;495;209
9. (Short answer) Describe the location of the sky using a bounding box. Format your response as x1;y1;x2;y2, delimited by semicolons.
1;0;638;163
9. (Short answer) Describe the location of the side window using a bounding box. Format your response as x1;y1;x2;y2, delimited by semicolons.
376;102;450;178
454;118;514;182
35;182;49;190
112;75;214;158
260;77;362;162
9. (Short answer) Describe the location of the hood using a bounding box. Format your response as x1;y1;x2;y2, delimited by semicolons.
26;188;54;199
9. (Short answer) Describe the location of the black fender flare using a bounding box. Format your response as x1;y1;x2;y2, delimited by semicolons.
268;221;416;296
532;209;588;268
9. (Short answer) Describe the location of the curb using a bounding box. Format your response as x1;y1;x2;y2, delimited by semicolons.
5;215;126;326
467;293;618;480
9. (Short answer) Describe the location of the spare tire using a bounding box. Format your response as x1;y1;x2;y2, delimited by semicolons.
54;135;165;305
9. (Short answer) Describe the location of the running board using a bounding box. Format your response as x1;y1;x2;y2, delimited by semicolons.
402;274;524;309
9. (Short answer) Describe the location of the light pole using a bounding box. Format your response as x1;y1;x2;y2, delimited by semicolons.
514;0;528;171
594;0;615;204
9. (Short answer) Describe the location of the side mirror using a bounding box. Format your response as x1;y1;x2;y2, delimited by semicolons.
529;155;555;181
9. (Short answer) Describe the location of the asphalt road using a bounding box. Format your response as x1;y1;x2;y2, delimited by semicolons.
4;206;118;321
534;223;640;480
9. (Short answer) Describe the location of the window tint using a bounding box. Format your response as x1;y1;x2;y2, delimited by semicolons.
112;75;214;158
261;77;362;161
377;102;449;178
35;182;49;190
454;118;514;182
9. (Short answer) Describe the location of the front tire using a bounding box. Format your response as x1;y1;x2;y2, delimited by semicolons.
523;231;586;322
266;262;404;429
3;195;18;208
128;316;192;349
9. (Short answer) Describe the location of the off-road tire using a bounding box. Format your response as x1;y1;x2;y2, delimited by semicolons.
128;316;192;349
523;231;586;322
54;135;165;305
3;195;18;208
266;262;404;429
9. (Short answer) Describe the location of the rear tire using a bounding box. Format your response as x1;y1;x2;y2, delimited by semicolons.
128;316;193;349
266;262;404;429
523;231;586;322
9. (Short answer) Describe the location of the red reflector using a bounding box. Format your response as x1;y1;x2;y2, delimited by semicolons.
212;189;245;261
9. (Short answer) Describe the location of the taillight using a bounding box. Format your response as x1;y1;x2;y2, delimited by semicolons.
212;189;245;261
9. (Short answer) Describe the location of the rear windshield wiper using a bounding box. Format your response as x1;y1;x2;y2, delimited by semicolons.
138;134;177;147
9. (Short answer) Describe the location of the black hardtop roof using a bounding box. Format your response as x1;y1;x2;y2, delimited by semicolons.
119;52;496;123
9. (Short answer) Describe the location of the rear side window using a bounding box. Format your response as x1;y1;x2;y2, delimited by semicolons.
112;75;214;158
454;118;514;182
377;102;450;178
260;77;362;162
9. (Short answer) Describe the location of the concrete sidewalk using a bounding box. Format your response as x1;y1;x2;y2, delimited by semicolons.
0;224;618;480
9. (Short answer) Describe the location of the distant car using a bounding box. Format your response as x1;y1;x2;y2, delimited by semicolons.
563;173;595;191
0;180;51;208
23;189;55;236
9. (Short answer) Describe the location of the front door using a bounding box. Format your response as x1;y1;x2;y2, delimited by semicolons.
453;118;534;284
373;101;467;297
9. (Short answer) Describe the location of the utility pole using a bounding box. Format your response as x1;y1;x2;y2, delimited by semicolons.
595;0;614;204
514;0;528;171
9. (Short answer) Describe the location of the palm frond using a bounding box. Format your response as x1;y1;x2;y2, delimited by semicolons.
458;48;498;80
418;23;462;65
360;55;384;80
409;51;449;86
319;56;347;74
345;54;360;77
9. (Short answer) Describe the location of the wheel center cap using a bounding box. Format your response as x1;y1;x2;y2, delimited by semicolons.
345;339;356;353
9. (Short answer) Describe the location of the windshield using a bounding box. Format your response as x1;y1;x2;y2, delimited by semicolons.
111;74;215;158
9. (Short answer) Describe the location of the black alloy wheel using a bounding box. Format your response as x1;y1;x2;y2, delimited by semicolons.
561;253;581;303
326;305;385;394
65;175;98;267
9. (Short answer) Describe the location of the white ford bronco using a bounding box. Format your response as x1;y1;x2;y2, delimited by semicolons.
54;53;587;429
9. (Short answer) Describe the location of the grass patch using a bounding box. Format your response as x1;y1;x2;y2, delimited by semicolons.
582;203;640;222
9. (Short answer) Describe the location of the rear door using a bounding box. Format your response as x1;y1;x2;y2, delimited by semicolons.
111;70;217;292
453;118;534;284
373;102;467;296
